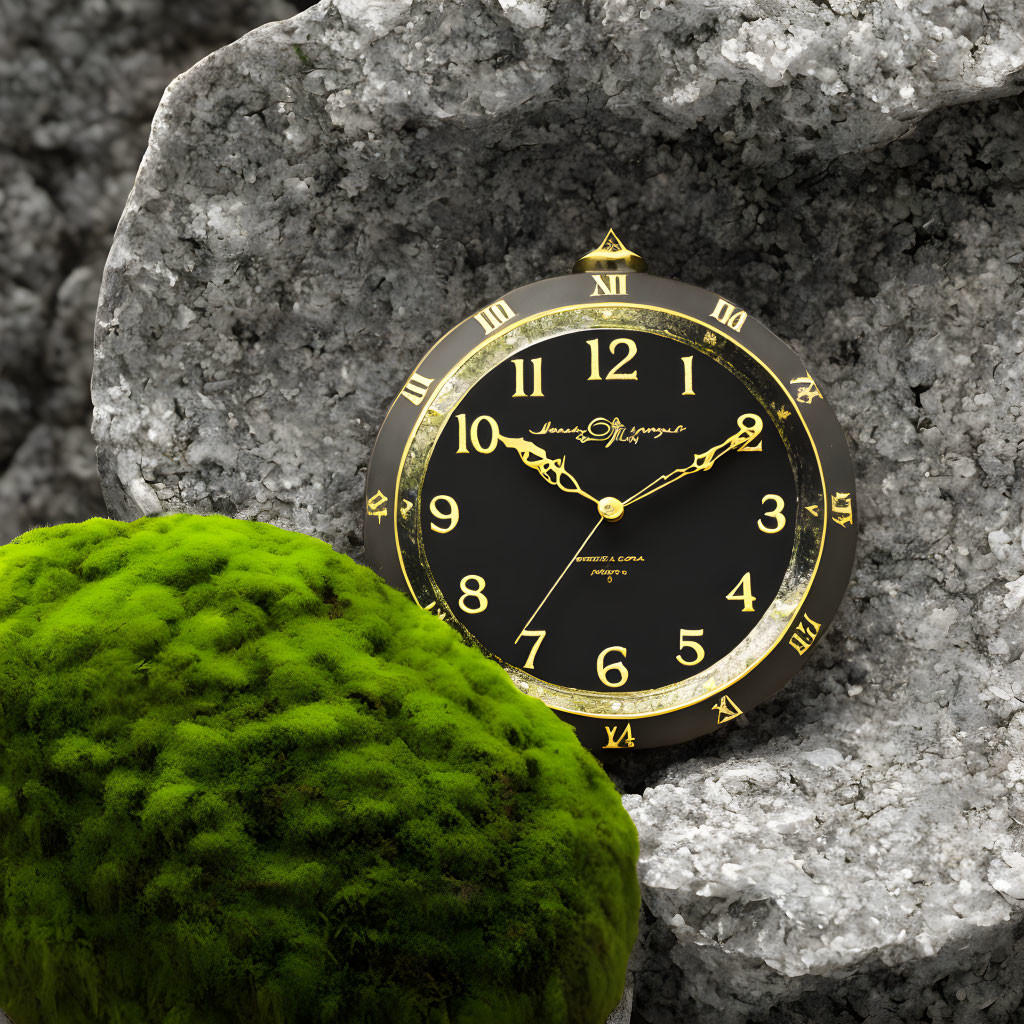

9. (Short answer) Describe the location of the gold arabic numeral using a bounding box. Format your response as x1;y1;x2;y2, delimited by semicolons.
585;337;602;381
680;355;695;396
589;273;628;296
458;575;488;614
676;628;706;667
428;495;459;534
400;372;435;406
455;413;499;454
710;298;747;332
757;494;786;534
473;299;516;334
511;357;544;397
739;432;762;452
455;414;469;454
515;629;547;670
586;336;638;381
602;722;636;749
607;337;639;380
596;646;628;688
725;572;756;612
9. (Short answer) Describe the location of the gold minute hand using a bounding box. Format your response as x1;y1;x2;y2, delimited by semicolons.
622;413;763;508
497;435;601;507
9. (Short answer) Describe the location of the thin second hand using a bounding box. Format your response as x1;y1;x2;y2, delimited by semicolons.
520;515;604;636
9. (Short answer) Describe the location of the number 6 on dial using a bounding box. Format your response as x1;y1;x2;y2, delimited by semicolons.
597;646;628;688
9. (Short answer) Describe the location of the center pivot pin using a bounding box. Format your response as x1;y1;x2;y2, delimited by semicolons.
598;497;625;521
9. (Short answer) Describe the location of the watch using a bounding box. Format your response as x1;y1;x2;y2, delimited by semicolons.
363;231;856;752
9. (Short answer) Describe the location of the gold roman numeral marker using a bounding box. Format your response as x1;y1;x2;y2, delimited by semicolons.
788;612;822;655
366;489;389;523
590;273;628;296
712;694;743;723
790;376;822;404
710;299;747;332
400;372;435;406
602;722;635;749
474;299;515;334
830;491;853;527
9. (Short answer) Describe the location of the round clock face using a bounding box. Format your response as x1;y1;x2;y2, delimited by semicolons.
364;273;856;751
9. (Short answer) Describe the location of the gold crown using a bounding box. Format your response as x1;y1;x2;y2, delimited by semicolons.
573;229;647;274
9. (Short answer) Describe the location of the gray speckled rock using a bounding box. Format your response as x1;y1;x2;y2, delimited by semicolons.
92;0;1024;543
94;1;1024;1021
0;0;300;546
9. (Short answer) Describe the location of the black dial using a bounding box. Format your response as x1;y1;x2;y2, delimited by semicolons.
364;248;857;751
421;329;796;695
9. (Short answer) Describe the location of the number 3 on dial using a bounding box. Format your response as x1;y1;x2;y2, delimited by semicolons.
758;494;786;534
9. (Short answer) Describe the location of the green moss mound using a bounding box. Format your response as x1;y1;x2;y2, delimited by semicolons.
0;513;638;1024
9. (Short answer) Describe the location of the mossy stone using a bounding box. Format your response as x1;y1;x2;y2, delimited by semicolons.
0;514;639;1024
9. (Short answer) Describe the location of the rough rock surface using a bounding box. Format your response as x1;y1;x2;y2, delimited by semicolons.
0;0;301;546
92;1;1024;1022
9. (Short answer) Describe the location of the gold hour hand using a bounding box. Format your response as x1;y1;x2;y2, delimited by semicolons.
497;435;600;507
622;413;763;508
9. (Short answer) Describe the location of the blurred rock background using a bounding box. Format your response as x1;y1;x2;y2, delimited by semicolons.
0;0;303;545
